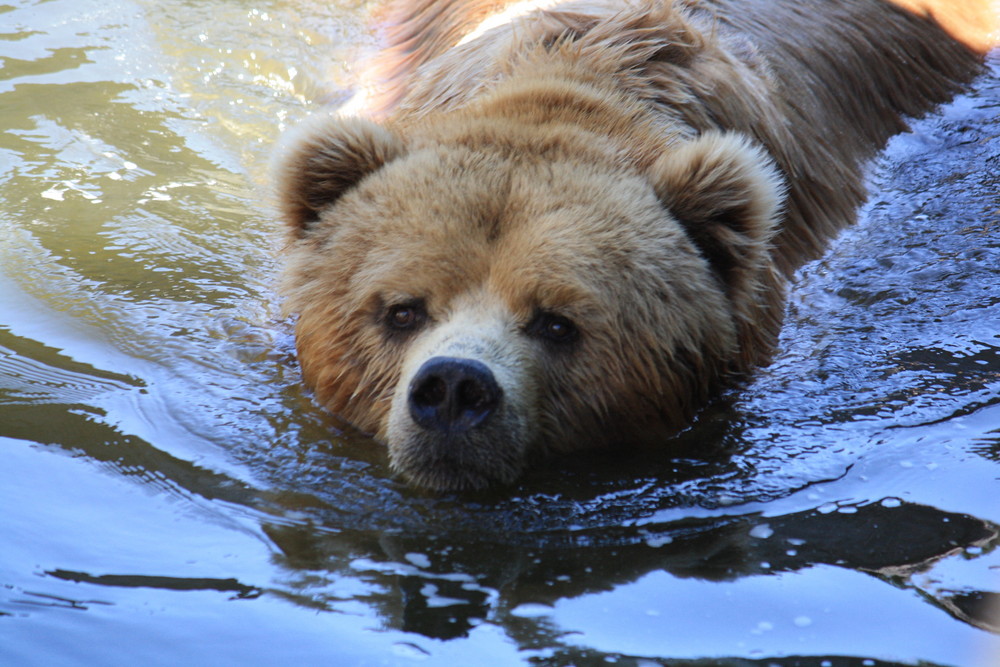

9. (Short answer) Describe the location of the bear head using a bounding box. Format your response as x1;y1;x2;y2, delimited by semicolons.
276;111;784;491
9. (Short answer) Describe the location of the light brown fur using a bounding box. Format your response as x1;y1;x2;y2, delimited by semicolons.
276;0;992;490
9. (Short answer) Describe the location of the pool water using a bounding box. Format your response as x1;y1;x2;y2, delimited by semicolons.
1;0;998;664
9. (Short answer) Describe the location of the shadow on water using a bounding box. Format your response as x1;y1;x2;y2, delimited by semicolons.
261;501;1000;637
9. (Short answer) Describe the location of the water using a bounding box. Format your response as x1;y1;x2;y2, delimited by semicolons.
1;0;998;664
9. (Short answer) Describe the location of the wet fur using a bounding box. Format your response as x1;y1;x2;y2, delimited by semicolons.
276;0;991;489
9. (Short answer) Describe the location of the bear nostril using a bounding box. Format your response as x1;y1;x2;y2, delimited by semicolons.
457;378;489;411
412;376;447;410
408;356;502;434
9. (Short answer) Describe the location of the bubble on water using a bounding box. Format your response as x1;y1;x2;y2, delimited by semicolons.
749;523;773;539
644;533;673;548
510;603;552;618
404;552;431;569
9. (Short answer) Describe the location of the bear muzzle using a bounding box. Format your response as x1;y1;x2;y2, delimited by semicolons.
385;314;538;490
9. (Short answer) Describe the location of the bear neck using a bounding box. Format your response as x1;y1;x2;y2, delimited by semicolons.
400;61;690;172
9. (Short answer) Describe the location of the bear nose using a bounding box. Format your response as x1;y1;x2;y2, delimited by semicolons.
408;356;502;434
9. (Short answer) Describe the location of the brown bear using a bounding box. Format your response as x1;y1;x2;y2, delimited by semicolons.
275;0;995;491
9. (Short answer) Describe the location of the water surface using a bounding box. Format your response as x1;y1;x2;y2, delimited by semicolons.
1;0;998;664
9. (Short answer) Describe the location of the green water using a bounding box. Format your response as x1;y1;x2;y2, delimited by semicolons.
1;0;999;664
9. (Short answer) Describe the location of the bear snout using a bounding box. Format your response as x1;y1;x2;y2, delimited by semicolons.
384;310;538;489
408;356;503;434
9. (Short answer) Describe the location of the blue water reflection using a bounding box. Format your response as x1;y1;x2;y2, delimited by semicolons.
0;0;998;665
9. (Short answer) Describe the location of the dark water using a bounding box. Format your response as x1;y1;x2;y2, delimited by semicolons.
1;0;998;664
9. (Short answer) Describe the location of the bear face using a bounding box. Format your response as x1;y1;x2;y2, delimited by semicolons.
273;0;987;491
278;110;784;490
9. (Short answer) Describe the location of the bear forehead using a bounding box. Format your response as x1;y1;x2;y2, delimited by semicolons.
337;145;691;253
330;145;701;309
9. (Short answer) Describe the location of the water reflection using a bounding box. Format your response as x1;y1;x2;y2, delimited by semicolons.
261;499;1000;640
1;0;998;663
46;570;263;600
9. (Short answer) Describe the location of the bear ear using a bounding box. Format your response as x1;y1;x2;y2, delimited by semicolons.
649;131;785;294
276;115;406;234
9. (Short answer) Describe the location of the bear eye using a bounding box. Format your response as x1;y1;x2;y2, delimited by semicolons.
527;310;579;345
383;299;427;333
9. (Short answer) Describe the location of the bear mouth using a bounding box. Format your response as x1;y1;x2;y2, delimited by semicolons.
388;428;527;492
386;343;534;491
